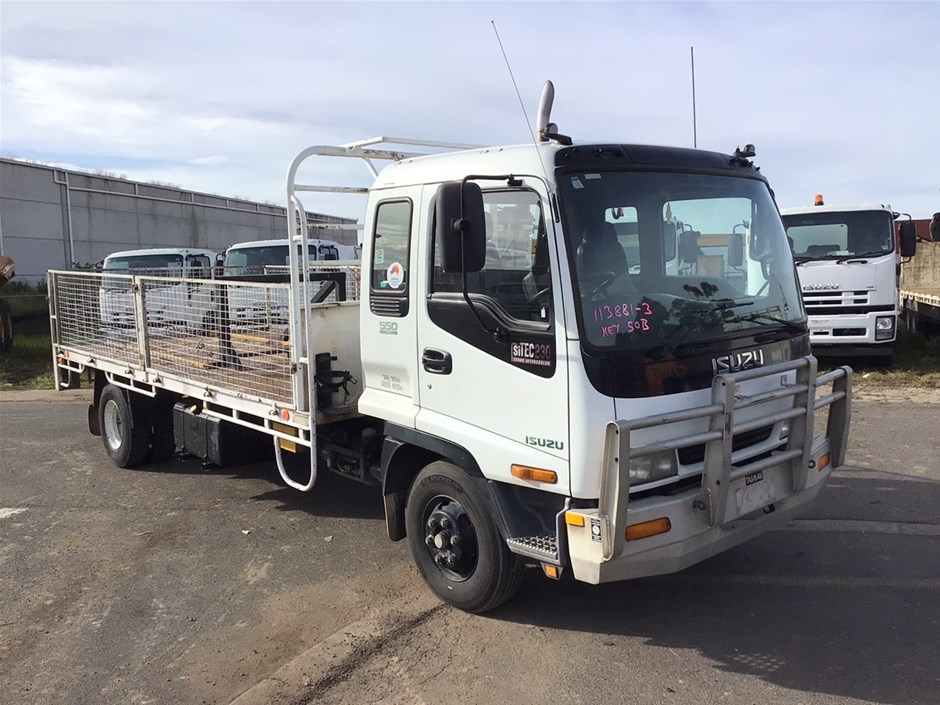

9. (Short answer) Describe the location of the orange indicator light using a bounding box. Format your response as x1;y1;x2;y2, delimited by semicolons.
511;465;558;484
626;517;672;541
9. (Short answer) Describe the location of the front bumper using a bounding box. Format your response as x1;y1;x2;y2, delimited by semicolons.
807;311;897;350
563;357;851;585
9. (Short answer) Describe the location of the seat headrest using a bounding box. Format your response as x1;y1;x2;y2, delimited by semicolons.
582;222;617;244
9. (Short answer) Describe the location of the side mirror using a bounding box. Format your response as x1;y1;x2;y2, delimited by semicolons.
678;230;700;264
898;221;918;258
435;181;486;273
728;234;744;267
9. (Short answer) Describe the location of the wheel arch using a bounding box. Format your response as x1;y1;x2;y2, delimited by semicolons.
381;424;487;542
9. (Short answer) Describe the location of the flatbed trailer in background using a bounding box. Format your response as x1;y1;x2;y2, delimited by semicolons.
901;239;940;334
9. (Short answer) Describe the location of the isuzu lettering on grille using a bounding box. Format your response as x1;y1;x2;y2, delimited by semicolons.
713;349;765;374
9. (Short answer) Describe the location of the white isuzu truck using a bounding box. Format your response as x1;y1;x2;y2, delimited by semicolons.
49;83;851;612
780;198;918;363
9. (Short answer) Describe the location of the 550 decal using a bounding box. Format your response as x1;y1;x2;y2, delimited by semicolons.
379;321;398;336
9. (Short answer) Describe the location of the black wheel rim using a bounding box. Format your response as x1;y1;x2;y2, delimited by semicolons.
422;495;479;582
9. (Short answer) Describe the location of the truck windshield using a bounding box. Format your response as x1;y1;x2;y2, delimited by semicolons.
781;210;895;261
103;254;184;273
224;245;290;276
558;170;803;352
224;243;330;275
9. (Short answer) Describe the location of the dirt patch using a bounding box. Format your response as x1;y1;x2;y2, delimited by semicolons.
852;387;940;404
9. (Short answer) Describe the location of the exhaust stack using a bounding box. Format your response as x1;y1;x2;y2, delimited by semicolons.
536;80;555;142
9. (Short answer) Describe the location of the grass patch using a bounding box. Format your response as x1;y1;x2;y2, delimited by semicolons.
816;325;940;389
0;316;55;389
2;280;49;317
1;282;56;389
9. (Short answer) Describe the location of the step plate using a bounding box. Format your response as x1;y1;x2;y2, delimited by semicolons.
506;535;558;562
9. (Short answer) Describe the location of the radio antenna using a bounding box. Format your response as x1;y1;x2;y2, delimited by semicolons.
491;21;538;144
691;46;698;148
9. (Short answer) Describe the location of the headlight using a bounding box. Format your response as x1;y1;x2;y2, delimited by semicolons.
629;450;678;485
875;315;895;340
779;419;790;440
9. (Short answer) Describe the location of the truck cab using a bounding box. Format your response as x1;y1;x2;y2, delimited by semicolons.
222;238;355;277
99;247;216;333
780;200;918;361
283;119;849;609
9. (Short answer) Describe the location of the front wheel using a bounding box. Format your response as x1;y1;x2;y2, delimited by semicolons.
98;384;151;468
405;461;523;613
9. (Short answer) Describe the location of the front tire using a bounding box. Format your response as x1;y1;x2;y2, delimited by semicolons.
98;384;151;468
405;461;523;613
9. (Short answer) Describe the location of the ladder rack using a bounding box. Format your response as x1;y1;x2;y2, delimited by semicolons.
278;136;485;491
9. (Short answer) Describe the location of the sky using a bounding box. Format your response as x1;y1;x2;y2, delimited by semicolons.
2;0;938;223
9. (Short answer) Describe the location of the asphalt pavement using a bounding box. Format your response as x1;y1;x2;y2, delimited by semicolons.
1;390;938;705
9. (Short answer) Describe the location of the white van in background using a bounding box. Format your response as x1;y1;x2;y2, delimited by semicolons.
99;247;217;334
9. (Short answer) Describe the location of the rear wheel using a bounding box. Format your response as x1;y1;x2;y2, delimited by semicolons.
99;384;151;468
405;461;523;613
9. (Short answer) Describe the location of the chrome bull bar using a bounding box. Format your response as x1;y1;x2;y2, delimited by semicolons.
599;356;851;561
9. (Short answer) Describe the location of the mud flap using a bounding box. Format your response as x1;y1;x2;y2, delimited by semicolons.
87;403;101;436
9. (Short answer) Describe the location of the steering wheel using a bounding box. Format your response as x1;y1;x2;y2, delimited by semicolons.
524;284;548;303
579;270;618;298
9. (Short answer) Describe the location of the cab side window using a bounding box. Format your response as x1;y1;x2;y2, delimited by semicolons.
370;200;412;316
186;254;212;277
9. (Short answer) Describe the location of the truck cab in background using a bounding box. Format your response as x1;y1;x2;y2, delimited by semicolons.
221;237;359;277
780;198;918;363
99;247;216;334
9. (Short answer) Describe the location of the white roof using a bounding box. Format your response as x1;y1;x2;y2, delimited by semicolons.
225;238;339;252
104;247;216;259
779;203;894;216
373;143;561;190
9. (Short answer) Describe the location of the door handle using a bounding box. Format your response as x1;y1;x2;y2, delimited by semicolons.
422;348;452;375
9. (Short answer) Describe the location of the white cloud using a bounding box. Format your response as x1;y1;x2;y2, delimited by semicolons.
1;1;937;219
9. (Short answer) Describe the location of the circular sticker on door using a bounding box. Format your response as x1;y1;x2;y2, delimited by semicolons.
386;262;404;289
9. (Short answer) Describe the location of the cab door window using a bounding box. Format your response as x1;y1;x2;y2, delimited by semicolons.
432;189;552;324
370;200;412;316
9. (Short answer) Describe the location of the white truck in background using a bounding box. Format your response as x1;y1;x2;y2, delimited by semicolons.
98;247;217;334
780;199;918;363
49;82;852;613
221;238;360;277
219;239;361;325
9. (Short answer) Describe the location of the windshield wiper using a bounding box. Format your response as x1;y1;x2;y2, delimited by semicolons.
726;310;807;334
647;300;753;359
835;250;888;263
793;255;814;266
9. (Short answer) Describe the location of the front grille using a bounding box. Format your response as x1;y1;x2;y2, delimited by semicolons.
803;290;871;310
678;424;774;466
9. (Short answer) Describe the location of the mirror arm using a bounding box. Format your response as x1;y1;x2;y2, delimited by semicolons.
460;271;508;342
